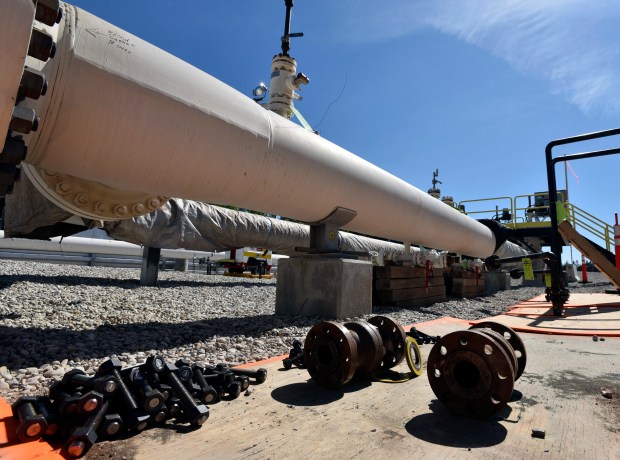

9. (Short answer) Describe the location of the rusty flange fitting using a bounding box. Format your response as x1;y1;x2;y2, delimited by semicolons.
303;316;406;388
427;321;527;418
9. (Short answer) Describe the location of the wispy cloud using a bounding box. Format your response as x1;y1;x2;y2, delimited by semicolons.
336;0;620;115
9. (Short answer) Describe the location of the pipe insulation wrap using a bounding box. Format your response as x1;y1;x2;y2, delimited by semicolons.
494;240;531;260
492;240;532;270
5;175;415;258
19;3;496;257
103;199;415;257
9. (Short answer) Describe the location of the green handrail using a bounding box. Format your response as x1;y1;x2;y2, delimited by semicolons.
565;202;613;251
459;193;613;252
457;196;513;220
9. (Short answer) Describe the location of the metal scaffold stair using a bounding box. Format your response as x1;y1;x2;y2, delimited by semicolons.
558;220;620;290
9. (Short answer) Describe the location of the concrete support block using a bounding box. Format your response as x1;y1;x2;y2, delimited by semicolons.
275;256;372;319
522;275;545;287
174;258;189;272
565;264;579;283
483;271;511;295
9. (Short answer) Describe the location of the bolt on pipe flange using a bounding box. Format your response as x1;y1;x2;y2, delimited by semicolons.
35;0;63;26
10;105;39;134
18;67;48;101
469;321;527;380
427;326;522;418
0;137;27;165
28;29;56;62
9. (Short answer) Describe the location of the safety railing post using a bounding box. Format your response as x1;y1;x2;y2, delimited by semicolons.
615;213;620;270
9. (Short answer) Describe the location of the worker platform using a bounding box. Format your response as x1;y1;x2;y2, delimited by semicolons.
1;293;618;460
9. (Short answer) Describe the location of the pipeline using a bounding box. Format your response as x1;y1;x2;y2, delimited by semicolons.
5;172;525;269
4;173;416;259
103;199;418;260
1;1;498;258
492;240;532;265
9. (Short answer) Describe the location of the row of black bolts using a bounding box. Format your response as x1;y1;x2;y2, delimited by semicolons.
11;355;267;458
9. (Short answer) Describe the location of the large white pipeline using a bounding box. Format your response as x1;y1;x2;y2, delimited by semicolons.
3;2;497;258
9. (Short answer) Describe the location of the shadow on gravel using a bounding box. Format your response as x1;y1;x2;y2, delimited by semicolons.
0;313;312;370
0;274;274;290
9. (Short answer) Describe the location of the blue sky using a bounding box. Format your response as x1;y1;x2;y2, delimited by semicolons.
69;1;619;251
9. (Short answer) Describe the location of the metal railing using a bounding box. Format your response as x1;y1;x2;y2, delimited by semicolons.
458;193;613;251
513;191;566;226
458;196;513;221
565;202;613;252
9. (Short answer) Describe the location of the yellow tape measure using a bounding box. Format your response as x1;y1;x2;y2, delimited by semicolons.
371;336;423;383
371;370;412;383
405;336;423;377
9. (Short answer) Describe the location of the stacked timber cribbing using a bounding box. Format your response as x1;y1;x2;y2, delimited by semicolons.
373;266;447;307
449;269;484;298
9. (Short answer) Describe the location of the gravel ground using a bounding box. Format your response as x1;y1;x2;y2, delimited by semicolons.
0;260;612;403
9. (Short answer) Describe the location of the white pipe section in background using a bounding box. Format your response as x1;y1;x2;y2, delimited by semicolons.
13;3;496;257
0;231;217;261
492;239;531;269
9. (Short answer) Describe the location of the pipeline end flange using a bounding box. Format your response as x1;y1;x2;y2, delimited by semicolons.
21;164;168;220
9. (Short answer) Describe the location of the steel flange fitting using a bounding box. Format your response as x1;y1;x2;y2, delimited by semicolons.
427;321;527;418
304;316;407;388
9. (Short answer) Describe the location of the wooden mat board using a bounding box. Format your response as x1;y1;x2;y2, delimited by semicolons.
476;293;620;337
3;299;620;459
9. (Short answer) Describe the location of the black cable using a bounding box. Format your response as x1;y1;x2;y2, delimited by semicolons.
313;73;348;130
